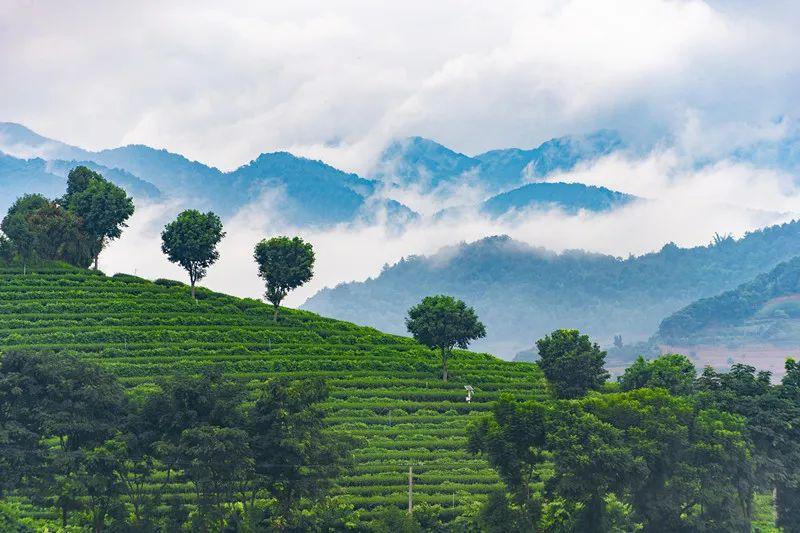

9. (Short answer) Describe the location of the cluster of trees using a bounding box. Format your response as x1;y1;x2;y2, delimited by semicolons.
0;351;353;532
160;210;314;317
0;172;317;318
0;166;134;271
469;329;800;532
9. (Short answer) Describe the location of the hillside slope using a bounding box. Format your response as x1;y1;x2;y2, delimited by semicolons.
304;221;800;356
0;263;545;521
658;256;800;343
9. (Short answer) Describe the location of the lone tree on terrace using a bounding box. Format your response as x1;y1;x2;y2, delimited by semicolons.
161;210;225;300
406;295;486;382
61;166;134;270
253;236;315;321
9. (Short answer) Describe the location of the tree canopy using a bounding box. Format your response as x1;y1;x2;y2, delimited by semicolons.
61;166;134;269
161;210;225;300
253;235;315;320
535;329;609;398
406;294;486;381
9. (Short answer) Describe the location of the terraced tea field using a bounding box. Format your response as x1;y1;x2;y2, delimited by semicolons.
0;263;547;523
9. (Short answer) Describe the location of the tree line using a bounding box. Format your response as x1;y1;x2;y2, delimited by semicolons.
465;329;800;533
0;350;354;532
1;168;316;319
0;166;134;271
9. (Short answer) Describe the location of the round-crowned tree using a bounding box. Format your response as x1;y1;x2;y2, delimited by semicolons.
161;210;225;300
253;236;315;321
535;329;609;399
405;295;486;382
62;166;134;270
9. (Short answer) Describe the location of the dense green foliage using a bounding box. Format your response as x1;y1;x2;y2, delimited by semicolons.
470;350;798;532
253;236;315;320
618;353;696;395
62;166;135;269
0;167;133;271
305;222;800;355
0;263;546;529
535;329;609;398
0;350;351;531
406;295;486;382
161;210;225;300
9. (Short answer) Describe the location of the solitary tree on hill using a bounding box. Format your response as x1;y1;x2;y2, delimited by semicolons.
535;329;609;398
62;166;134;270
161;210;225;300
406;295;486;382
253;236;315;321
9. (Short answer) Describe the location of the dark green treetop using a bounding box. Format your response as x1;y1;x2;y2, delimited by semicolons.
253;236;315;320
62;166;134;269
535;329;609;398
406;295;486;382
161;210;225;300
618;353;697;396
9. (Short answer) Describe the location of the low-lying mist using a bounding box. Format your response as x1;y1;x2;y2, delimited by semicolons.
102;145;800;315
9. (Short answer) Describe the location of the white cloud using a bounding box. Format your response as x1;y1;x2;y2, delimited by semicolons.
100;145;800;310
1;0;799;173
5;0;800;313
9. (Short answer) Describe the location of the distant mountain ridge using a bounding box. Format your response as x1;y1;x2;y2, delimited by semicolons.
372;129;624;193
0;123;419;225
658;256;800;344
0;122;637;225
480;182;637;216
303;221;800;356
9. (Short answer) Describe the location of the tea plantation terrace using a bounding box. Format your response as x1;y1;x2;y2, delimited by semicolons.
0;263;547;521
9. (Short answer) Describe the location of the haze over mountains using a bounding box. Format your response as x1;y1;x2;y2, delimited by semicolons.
4;120;800;366
303;222;800;356
0;122;635;225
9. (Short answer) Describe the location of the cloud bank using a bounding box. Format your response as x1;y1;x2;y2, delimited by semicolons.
2;0;799;173
101;142;800;307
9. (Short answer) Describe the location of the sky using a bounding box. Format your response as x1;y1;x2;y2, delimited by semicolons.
1;0;799;173
3;0;800;310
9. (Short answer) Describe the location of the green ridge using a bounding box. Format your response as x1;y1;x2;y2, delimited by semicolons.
0;263;547;522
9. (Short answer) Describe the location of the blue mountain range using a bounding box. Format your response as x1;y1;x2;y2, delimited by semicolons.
0;122;634;225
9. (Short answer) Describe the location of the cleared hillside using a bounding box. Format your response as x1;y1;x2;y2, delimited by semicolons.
0;263;546;522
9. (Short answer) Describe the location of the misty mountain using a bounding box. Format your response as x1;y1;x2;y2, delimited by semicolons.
224;152;416;225
0;152;162;215
302;221;800;356
0;122;418;226
0;121;89;161
481;182;637;216
474;129;624;186
372;129;624;192
658;255;800;345
732;120;800;174
434;181;638;220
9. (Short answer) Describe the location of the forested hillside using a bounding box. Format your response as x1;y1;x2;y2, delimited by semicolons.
658;256;800;346
304;221;800;356
0;262;545;529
